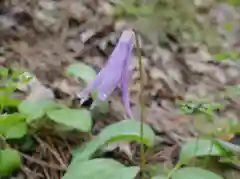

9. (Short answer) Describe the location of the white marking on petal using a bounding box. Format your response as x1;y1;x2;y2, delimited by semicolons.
120;30;135;43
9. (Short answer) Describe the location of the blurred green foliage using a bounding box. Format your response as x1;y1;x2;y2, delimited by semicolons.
114;0;222;52
218;0;240;5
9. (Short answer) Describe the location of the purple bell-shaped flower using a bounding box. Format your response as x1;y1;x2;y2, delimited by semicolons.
78;30;134;119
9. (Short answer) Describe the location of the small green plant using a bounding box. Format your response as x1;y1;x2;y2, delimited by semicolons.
0;38;156;179
152;91;240;179
0;67;93;176
61;31;156;179
2;29;240;179
215;51;240;61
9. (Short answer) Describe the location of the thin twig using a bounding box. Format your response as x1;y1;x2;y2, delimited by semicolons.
21;153;67;171
21;166;44;179
42;166;51;179
33;134;67;168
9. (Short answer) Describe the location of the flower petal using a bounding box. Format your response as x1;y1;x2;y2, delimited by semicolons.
119;42;134;119
120;69;133;119
77;29;135;114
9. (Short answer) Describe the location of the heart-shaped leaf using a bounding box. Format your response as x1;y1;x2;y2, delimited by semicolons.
63;158;139;179
47;108;92;132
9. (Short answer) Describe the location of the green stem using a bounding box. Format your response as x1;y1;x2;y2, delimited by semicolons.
167;161;182;179
134;31;146;176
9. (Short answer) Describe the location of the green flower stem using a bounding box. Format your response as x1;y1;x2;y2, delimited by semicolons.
134;31;146;176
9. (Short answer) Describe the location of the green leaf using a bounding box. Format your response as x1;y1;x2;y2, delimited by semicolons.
100;120;155;145
215;53;230;61
0;148;21;175
171;167;223;179
180;138;225;163
9;68;25;80
0;67;8;77
0;96;20;106
18;100;45;122
65;63;96;84
152;176;168;179
5;122;27;139
0;113;26;135
215;139;240;153
36;99;62;111
72;120;155;161
63;158;139;179
215;52;239;61
0;113;25;122
47;108;92;132
18;99;61;123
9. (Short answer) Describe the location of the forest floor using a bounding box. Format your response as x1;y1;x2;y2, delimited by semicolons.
1;0;240;179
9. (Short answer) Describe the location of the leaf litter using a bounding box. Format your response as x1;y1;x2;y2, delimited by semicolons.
1;0;240;178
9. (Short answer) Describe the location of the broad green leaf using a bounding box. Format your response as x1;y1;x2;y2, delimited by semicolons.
0;113;25;122
0;87;15;93
36;99;62;111
65;63;96;84
100;120;155;146
180;138;225;163
18;99;60;123
5;122;27;139
63;158;139;179
0;148;21;175
171;167;223;179
152;176;168;179
0;113;26;135
47;108;92;132
72;120;155;162
0;96;20;106
18;100;45;122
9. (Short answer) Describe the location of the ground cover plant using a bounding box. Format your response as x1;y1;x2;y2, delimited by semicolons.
1;0;240;179
1;30;240;179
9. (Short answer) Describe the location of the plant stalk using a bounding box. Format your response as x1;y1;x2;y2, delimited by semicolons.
134;31;146;175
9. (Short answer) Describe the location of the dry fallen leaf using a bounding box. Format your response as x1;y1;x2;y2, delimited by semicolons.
27;82;54;101
132;104;195;143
